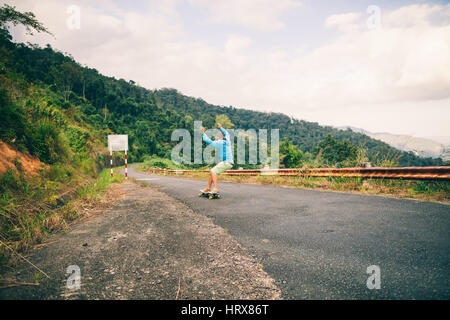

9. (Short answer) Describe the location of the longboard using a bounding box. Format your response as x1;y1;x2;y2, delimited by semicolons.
198;190;221;199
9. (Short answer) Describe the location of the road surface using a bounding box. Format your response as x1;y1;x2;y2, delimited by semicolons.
127;165;450;299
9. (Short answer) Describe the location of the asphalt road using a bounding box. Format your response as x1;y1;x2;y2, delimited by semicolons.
126;165;450;299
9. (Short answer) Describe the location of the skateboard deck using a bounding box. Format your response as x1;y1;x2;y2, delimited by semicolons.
198;190;221;199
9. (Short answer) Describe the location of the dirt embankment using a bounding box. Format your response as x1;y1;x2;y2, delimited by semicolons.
0;140;46;176
0;181;281;300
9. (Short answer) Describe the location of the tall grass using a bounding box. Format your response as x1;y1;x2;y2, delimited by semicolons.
0;167;124;267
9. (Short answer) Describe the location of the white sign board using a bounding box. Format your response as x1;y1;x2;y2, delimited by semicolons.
108;135;128;152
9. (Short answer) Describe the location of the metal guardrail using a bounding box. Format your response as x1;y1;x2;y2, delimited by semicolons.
145;166;450;180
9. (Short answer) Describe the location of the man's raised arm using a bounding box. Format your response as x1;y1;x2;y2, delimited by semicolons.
217;123;230;140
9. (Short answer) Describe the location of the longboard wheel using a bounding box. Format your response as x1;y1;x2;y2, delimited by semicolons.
198;193;202;197
209;196;213;199
217;194;221;199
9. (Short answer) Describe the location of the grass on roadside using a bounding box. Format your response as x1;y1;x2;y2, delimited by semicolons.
0;168;124;268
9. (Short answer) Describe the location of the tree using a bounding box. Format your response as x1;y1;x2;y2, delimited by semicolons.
314;135;358;167
280;139;304;168
215;114;234;128
135;120;157;158
50;61;81;101
0;4;52;36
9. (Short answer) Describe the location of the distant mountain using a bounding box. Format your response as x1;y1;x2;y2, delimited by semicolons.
422;136;450;146
337;126;449;161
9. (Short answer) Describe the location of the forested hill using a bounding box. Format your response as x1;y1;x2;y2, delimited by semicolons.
0;27;443;167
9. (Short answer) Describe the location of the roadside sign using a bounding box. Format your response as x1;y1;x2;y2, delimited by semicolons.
108;135;128;178
108;134;128;152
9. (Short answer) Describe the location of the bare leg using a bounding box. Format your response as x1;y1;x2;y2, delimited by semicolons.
211;171;218;193
207;172;213;190
201;171;213;193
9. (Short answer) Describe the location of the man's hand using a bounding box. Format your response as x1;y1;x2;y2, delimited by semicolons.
201;127;205;133
217;123;222;129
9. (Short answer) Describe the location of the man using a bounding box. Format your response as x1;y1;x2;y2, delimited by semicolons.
201;123;234;194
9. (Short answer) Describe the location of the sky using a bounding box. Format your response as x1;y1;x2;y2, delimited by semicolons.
4;0;450;139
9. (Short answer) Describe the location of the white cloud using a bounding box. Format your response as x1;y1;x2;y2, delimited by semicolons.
188;0;302;31
383;3;442;28
4;1;450;137
310;4;450;106
325;12;362;32
225;34;251;53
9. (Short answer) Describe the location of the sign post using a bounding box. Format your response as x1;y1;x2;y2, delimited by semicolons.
108;135;128;179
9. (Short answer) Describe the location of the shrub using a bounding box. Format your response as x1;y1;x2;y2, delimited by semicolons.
0;168;19;193
0;90;27;144
280;139;304;168
313;135;358;167
141;155;184;169
65;125;90;155
25;120;67;164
